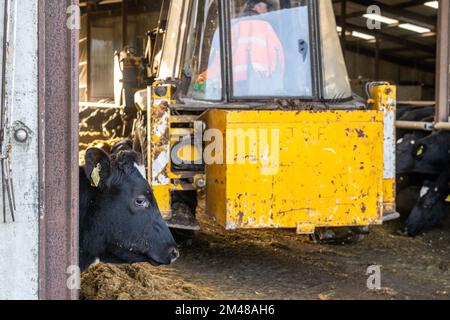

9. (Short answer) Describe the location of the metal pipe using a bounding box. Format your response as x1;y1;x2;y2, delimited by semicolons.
395;121;450;132
0;0;16;224
340;0;347;58
122;0;128;47
398;101;435;106
375;36;380;81
434;122;450;130
86;1;91;101
1;0;9;224
396;121;434;131
1;162;6;223
4;159;15;221
435;0;450;123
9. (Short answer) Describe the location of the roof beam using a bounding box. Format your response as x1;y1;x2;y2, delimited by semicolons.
334;0;436;30
392;0;431;9
80;1;161;15
344;22;436;55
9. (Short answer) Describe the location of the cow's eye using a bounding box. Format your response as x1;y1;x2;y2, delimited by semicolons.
134;196;150;208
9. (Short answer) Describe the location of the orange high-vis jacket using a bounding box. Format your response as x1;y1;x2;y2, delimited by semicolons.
199;19;284;83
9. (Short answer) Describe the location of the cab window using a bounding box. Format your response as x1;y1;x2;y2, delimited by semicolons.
228;0;312;98
184;0;222;101
181;0;351;102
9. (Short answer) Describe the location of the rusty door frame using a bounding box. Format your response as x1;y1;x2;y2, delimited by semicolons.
38;0;79;300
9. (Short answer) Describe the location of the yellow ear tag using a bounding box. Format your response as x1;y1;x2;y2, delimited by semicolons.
445;194;450;203
91;163;102;187
416;146;425;157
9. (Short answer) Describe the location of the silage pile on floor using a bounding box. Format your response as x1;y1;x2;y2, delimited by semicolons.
81;263;213;300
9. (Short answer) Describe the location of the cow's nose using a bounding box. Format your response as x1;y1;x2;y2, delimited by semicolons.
169;247;179;263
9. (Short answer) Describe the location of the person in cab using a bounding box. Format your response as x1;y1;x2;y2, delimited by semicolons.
198;0;285;96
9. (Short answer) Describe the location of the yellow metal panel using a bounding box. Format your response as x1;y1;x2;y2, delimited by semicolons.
203;110;384;230
153;185;172;219
149;84;173;217
383;178;396;214
203;110;230;228
369;84;397;215
297;223;316;235
369;84;397;112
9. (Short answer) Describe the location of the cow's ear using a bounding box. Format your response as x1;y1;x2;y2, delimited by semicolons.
84;148;111;189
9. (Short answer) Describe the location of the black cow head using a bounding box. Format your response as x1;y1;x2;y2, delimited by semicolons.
396;131;428;173
81;147;178;270
404;180;449;237
412;131;450;174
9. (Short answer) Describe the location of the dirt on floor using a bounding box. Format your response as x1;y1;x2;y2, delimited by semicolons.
81;195;450;300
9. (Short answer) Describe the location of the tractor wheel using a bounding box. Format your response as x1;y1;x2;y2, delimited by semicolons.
170;228;196;247
171;190;198;214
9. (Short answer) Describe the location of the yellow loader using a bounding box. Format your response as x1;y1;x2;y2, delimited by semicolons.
128;0;397;241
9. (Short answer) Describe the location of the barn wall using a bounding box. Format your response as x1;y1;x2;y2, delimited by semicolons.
345;51;435;99
0;0;39;300
345;51;435;84
86;10;161;100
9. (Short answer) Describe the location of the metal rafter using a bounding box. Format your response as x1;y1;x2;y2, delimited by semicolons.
333;0;436;29
344;22;436;55
334;0;437;69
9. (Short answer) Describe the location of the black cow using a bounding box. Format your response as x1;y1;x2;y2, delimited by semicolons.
395;105;450;236
397;107;434;122
396;131;450;175
396;105;430;119
396;106;434;139
404;167;450;236
396;131;450;236
397;185;421;216
412;131;450;174
111;139;133;154
396;131;430;174
79;147;179;271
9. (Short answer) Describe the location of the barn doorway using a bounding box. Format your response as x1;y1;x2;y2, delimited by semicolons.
35;0;450;301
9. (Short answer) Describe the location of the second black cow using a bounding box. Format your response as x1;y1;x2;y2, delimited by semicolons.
396;106;450;236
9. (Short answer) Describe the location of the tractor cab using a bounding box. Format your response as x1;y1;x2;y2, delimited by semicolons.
154;0;353;106
138;0;397;237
